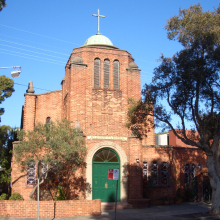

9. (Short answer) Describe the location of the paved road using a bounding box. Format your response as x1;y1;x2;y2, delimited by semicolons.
1;202;219;220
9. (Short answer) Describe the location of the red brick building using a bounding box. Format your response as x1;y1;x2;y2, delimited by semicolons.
11;32;207;205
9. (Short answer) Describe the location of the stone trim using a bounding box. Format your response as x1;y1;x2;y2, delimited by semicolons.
86;141;128;202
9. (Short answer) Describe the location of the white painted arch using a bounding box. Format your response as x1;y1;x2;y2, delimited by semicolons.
86;141;128;202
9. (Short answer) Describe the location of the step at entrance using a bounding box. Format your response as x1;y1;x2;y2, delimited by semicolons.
101;202;133;210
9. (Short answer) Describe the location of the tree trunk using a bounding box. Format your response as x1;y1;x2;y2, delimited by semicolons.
206;155;220;214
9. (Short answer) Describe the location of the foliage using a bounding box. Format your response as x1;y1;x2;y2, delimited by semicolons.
9;192;23;201
54;185;65;201
0;75;14;116
0;193;8;200
0;126;17;194
0;0;6;11
126;97;154;138
13;119;87;200
127;3;220;214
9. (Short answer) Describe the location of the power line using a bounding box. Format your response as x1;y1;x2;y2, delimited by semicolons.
0;24;80;46
14;83;51;92
0;51;64;65
0;48;66;64
0;34;71;51
0;39;69;56
0;43;67;60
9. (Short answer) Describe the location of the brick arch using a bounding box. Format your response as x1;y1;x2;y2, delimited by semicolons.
86;141;128;202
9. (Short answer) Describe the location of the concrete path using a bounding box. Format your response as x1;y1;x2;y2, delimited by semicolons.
1;202;219;220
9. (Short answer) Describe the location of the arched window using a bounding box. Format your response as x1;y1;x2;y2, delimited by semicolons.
151;161;158;186
46;117;51;124
94;58;100;88
113;60;119;89
161;162;169;186
104;59;110;88
93;149;119;162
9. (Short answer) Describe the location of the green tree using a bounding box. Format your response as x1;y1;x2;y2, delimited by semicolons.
0;126;17;195
127;4;220;214
0;75;14;116
0;0;6;11
13;119;87;200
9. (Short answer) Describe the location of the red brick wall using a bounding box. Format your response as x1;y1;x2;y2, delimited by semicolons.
0;199;101;217
169;130;199;148
141;145;207;204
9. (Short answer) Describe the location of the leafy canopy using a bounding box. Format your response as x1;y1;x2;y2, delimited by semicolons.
0;126;17;190
0;0;6;11
14;119;86;173
127;3;220;152
0;75;14;116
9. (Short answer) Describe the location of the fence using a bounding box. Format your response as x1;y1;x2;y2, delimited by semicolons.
0;199;101;218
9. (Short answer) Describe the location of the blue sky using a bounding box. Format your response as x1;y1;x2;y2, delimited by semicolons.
0;0;219;132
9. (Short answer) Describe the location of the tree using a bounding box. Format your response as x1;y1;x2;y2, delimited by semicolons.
127;4;220;214
13;119;87;200
0;0;6;11
0;75;14;116
0;125;17;194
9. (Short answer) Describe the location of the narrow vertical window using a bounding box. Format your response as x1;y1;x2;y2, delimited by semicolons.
143;161;148;185
94;58;100;88
104;59;110;88
27;160;36;186
191;163;196;180
113;60;119;89
151;161;158;186
161;162;169;186
46;117;51;124
184;163;190;185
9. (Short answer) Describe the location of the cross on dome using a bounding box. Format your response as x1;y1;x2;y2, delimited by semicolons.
92;9;105;35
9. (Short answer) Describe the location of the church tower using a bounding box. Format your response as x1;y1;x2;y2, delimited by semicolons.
17;10;155;203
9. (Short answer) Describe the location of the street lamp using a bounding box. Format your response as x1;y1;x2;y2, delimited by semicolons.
0;66;21;78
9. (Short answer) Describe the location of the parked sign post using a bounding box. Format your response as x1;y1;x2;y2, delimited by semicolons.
108;169;119;220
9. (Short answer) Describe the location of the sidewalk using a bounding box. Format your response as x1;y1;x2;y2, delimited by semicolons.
1;202;219;220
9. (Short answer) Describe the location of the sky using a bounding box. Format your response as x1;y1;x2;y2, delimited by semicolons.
0;0;219;132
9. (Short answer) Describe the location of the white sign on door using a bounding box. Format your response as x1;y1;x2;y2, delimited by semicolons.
113;169;119;180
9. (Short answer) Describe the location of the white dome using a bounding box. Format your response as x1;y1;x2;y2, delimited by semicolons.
84;34;113;46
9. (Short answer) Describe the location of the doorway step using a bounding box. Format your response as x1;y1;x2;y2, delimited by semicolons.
101;202;133;210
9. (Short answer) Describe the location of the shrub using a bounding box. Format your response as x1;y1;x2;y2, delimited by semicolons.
0;193;8;200
55;185;65;201
9;192;24;201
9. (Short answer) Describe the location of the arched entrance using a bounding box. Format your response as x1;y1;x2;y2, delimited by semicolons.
92;148;120;202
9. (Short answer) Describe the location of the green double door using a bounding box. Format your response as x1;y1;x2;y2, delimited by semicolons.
92;148;120;202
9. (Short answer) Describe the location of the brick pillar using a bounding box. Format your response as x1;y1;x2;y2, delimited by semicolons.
128;136;143;199
23;94;36;132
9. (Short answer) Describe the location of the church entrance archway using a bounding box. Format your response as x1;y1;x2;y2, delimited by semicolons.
92;148;120;202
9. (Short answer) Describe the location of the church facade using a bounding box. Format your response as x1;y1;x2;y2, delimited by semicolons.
11;29;207;205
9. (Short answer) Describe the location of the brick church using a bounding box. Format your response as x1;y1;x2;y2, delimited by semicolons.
11;12;208;205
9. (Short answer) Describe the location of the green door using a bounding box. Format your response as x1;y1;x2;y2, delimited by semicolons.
92;148;120;202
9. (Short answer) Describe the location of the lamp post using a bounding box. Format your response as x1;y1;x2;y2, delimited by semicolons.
0;66;21;78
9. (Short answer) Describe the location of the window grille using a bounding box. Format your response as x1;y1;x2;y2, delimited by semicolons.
161;162;169;186
94;58;100;88
191;163;196;180
40;162;58;188
151;161;158;186
143;161;148;185
104;59;110;88
113;60;119;89
27;160;36;186
184;163;190;185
